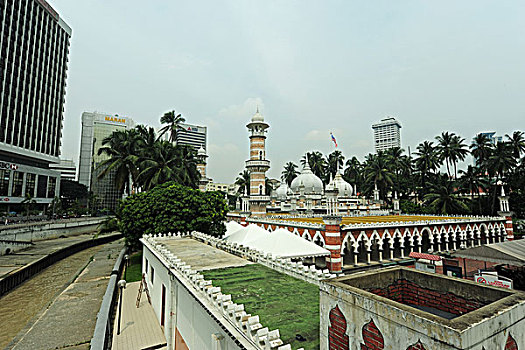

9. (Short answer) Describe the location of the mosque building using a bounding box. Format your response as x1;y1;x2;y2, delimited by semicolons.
240;109;382;217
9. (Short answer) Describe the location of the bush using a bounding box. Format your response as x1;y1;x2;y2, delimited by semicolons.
117;182;228;250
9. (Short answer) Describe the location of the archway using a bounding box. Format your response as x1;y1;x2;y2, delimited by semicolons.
421;229;431;253
357;240;367;264
402;235;411;257
393;235;402;258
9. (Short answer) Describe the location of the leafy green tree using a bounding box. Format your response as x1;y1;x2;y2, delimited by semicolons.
470;133;493;171
118;182;228;250
450;134;469;179
60;180;88;212
301;151;326;182
281;162;299;186
21;193;36;219
363;152;394;200
414;141;441;196
325;150;345;180
158;110;186;143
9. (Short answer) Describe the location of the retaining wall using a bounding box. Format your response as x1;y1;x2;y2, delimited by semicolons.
0;232;122;297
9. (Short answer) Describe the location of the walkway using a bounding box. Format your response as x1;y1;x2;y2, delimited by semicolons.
112;281;166;350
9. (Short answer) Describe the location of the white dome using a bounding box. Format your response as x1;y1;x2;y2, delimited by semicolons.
251;110;264;122
290;162;324;195
327;172;353;197
275;182;294;200
197;145;206;156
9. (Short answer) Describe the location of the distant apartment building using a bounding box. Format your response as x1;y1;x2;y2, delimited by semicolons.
372;117;402;152
0;0;72;212
205;182;237;195
78;112;135;212
49;159;76;182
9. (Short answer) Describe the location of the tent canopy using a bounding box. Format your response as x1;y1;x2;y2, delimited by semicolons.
221;223;330;259
452;239;525;266
224;221;244;238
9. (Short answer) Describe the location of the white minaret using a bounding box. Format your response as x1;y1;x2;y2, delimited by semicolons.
245;108;270;216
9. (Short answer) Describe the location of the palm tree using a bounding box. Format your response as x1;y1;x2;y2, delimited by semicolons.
174;144;201;188
414;141;441;195
424;176;469;214
458;165;489;214
344;156;362;186
138;141;193;190
235;170;251;194
301;151;326;181
21;193;36;219
158;110;186;143
325;150;345;179
97;129;141;196
470;133;493;171
436;131;454;177
363;153;394;200
281;162;299;186
449;135;469;179
487;142;517;179
505;131;525;158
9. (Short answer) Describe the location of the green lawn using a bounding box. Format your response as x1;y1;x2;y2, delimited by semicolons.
202;264;319;350
125;252;143;283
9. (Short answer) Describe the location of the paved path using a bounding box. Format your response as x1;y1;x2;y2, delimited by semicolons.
7;239;125;350
111;281;166;350
0;233;106;279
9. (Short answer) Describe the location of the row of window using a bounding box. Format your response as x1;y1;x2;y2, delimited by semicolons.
0;169;57;198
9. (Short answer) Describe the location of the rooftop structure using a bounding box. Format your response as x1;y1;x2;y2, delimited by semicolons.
174;123;207;150
49;158;76;181
321;267;525;349
372;117;402;152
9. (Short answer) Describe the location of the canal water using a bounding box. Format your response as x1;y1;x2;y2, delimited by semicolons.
0;245;103;349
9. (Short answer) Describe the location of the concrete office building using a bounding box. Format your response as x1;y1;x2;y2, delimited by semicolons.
78;112;134;212
175;123;207;150
49;158;76;181
0;0;71;212
372;117;402;152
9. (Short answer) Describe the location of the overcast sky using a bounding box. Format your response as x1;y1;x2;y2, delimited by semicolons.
49;0;525;183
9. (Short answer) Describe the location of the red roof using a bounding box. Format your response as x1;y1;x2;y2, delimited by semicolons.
409;252;442;261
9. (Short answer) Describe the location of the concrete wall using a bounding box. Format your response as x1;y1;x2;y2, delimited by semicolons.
143;245;245;350
0;240;33;255
319;281;525;350
0;217;107;242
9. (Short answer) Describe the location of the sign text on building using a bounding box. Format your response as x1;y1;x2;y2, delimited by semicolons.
0;161;19;170
474;271;513;289
105;116;126;124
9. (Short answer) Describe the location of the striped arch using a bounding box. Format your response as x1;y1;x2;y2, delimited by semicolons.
412;227;422;245
292;227;300;236
472;223;480;238
454;225;463;240
403;228;415;245
393;228;403;239
382;229;393;244
267;225;274;232
340;233;357;255
420;227;433;242
313;231;326;247
302;231;313;241
479;223;488;234
356;231;369;245
433;227;441;243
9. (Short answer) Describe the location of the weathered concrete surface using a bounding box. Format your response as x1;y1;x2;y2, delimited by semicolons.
10;239;124;350
161;237;253;271
0;234;103;279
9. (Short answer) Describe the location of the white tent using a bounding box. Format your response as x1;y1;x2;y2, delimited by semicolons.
221;224;267;246
224;221;244;238
250;228;330;258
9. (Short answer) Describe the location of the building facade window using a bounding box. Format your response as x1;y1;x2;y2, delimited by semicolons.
25;173;36;197
47;177;57;198
150;266;155;284
0;170;10;196
11;171;24;197
37;175;48;198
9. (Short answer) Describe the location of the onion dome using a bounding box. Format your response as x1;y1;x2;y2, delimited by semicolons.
290;161;324;195
327;171;353;197
197;145;206;157
275;182;294;200
251;106;265;123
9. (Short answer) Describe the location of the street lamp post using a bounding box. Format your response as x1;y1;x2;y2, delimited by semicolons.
124;255;129;281
117;279;127;335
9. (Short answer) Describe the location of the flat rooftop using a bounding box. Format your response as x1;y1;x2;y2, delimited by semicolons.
326;267;525;330
157;237;319;349
283;215;464;225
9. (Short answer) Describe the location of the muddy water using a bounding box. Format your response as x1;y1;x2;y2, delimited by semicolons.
0;246;103;349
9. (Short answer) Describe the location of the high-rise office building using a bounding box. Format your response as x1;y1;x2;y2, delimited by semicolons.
479;132;503;145
49;158;76;181
0;0;71;212
175;123;207;150
78;112;134;212
372;117;402;152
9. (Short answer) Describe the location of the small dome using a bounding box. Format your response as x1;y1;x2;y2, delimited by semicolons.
275;182;294;200
251;110;264;123
197;145;206;156
290;162;324;195
327;172;353;197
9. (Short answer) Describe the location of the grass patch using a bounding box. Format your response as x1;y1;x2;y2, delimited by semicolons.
125;252;143;282
202;264;319;349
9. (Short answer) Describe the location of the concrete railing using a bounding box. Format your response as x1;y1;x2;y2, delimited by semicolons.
144;234;303;350
191;231;337;286
90;247;127;350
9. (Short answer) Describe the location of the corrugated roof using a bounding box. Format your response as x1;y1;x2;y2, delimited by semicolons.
452;239;525;266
